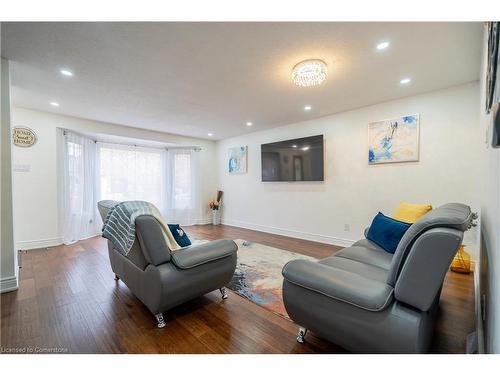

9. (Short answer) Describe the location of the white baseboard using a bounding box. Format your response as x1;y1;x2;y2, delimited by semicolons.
0;275;19;293
221;219;356;247
192;218;212;225
16;237;63;250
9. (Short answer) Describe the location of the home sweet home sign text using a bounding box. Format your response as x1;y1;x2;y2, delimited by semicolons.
12;127;37;147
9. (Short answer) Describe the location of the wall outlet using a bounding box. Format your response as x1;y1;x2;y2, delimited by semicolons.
344;224;350;232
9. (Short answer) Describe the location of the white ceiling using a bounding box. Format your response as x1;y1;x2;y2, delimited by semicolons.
2;22;483;140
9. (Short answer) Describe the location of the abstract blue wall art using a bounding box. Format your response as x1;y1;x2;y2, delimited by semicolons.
228;146;248;174
368;114;420;164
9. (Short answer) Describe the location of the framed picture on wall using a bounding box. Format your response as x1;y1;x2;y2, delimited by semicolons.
228;146;248;174
486;22;500;148
368;114;420;164
486;22;499;115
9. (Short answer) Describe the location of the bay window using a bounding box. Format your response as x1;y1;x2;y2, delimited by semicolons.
59;130;202;244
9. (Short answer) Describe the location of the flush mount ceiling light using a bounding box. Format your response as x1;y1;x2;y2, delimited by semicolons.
60;69;73;77
400;78;411;85
50;102;60;107
292;59;328;87
246;122;253;127
304;105;312;111
208;133;213;137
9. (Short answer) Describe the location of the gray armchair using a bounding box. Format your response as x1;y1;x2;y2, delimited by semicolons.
282;203;472;353
97;200;237;328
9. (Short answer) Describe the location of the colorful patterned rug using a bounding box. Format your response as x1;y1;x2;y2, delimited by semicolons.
227;239;317;319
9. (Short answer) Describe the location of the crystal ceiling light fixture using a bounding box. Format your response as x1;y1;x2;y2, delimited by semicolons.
292;59;328;87
376;41;390;50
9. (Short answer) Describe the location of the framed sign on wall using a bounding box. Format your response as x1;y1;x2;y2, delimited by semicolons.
12;126;37;147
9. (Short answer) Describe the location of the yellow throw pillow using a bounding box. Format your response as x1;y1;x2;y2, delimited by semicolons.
393;202;432;223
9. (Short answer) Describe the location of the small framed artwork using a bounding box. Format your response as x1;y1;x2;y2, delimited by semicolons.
228;146;248;174
368;114;420;165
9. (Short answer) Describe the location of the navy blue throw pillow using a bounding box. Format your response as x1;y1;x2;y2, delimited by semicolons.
366;212;411;254
167;224;192;247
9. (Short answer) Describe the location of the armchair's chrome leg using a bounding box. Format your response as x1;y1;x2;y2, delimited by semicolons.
297;327;308;343
114;274;119;281
155;313;166;328
219;287;228;300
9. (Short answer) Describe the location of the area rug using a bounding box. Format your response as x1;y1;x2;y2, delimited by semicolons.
227;239;317;319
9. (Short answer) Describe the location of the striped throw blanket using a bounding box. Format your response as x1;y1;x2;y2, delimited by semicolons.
102;201;181;256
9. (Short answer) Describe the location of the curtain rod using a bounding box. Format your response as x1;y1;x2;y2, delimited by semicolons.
62;129;202;151
62;128;96;141
166;146;202;152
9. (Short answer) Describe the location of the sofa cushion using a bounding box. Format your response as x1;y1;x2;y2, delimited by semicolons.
319;256;388;283
366;212;411;254
386;203;472;286
393;202;432;223
353;238;385;252
136;215;171;266
282;259;394;311
171;239;237;269
335;244;393;271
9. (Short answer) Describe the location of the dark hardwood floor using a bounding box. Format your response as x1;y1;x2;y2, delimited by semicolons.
0;224;475;354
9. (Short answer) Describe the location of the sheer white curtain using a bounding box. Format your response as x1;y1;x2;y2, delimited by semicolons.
59;133;203;243
97;142;166;211
164;148;202;225
59;130;98;244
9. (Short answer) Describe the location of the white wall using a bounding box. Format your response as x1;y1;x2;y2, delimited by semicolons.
1;57;18;293
216;82;481;254
478;26;500;353
11;107;218;250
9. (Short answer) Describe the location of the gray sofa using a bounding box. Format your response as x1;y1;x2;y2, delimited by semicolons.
97;200;237;328
282;203;473;353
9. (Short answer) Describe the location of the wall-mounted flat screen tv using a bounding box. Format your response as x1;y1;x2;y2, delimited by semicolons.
261;135;324;182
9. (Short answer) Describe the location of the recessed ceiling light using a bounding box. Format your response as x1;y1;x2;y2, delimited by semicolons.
292;59;328;87
60;69;73;77
400;78;411;85
246;122;253;127
292;144;298;148
208;133;213;137
50;102;60;107
301;146;310;151
376;41;390;50
304;105;312;111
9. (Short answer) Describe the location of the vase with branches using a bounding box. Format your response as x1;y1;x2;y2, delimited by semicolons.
208;190;223;225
